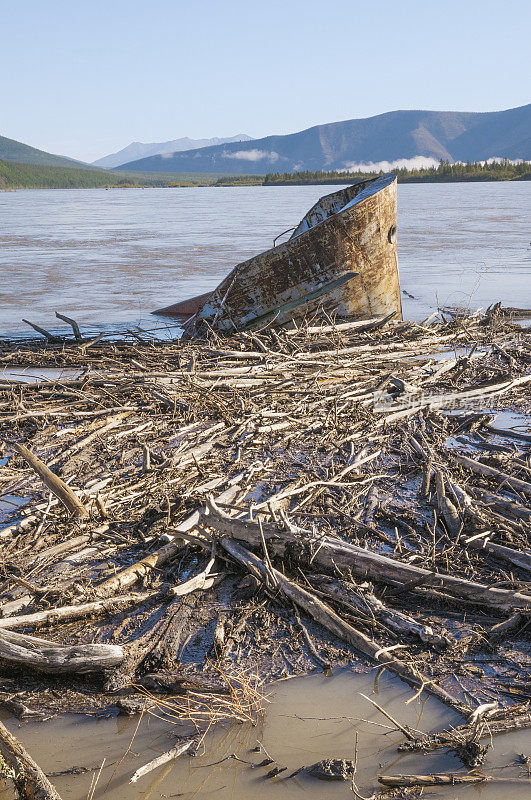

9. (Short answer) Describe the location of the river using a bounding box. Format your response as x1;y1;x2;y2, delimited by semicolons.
0;182;529;338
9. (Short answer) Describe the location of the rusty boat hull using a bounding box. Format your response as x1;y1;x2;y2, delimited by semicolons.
155;173;401;332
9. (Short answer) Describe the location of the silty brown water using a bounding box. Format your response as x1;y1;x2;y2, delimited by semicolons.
2;670;529;799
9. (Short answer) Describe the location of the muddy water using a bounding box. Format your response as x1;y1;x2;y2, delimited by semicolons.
2;670;529;799
0;182;530;337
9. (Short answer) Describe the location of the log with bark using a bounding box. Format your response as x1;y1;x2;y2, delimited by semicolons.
378;773;507;787
398;705;531;754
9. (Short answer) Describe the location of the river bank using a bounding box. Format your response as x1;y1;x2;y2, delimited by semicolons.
0;306;530;797
2;159;529;190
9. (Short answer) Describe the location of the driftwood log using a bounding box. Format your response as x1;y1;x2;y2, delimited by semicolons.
0;594;150;631
451;451;531;498
0;720;62;799
203;499;531;614
398;705;531;754
0;629;123;674
217;534;469;715
10;442;89;518
307;574;450;648
378;773;509;787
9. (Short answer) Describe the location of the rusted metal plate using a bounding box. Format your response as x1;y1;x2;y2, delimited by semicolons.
154;291;211;318
159;174;402;332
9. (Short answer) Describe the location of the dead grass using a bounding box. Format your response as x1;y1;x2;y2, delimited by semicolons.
134;663;267;739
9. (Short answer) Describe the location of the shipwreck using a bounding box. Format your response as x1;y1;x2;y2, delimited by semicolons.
154;173;402;333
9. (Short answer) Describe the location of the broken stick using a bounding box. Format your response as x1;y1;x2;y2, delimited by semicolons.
129;738;194;783
10;442;89;519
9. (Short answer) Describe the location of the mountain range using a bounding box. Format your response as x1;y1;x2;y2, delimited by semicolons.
2;104;529;178
114;104;531;174
92;134;253;168
0;135;91;169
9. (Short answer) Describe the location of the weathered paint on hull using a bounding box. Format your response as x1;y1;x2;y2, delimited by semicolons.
157;174;401;332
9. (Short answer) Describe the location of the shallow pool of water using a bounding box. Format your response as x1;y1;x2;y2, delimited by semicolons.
3;670;529;799
0;494;27;524
492;410;531;434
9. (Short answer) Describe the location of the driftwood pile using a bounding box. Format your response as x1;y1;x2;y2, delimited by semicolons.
0;305;530;796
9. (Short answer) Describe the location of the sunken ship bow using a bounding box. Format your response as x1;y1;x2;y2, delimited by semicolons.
156;173;402;333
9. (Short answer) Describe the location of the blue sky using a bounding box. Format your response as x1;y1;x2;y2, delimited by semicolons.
2;0;530;162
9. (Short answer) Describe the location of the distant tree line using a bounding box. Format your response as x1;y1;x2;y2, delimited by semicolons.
0;159;241;190
259;159;531;185
213;159;530;186
3;157;529;191
0;159;146;189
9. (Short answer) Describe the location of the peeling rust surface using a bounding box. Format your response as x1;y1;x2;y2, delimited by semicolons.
189;174;401;332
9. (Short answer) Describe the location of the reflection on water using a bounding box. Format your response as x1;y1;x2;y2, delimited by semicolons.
0;183;529;337
492;410;531;433
4;670;530;799
0;494;27;524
